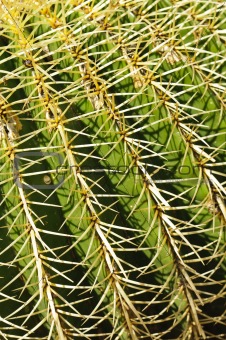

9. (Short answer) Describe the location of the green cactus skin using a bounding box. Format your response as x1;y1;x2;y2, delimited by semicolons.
0;0;225;339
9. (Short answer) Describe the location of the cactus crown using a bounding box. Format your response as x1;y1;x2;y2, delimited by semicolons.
0;0;225;339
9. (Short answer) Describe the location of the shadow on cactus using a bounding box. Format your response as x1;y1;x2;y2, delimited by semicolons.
0;0;225;339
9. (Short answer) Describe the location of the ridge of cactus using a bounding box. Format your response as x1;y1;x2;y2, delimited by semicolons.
0;0;225;339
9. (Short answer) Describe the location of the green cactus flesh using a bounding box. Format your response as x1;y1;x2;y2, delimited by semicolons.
0;0;225;339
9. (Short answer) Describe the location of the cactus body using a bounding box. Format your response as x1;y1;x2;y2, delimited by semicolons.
0;0;225;339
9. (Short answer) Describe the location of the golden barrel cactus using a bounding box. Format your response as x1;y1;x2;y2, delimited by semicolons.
0;0;225;339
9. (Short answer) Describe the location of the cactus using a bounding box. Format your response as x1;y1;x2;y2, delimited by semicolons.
0;0;225;339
